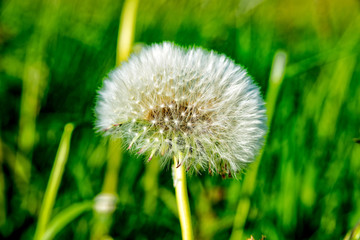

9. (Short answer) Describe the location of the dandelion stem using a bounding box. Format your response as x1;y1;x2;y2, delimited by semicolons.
173;155;194;240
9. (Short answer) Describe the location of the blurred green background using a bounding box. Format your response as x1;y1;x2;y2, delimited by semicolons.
1;0;360;239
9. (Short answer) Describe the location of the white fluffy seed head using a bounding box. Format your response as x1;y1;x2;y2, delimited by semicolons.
95;42;267;176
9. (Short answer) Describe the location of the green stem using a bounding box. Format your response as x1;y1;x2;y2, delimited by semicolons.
42;201;93;240
90;139;122;240
102;139;123;194
116;0;139;65
91;1;139;238
34;123;74;240
230;50;287;240
173;155;194;240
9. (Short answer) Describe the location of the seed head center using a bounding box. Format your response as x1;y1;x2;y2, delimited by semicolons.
145;101;204;131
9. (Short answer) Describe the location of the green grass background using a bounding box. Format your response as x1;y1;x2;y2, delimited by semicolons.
1;0;360;239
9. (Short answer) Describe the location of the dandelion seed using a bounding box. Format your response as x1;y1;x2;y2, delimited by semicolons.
95;42;267;175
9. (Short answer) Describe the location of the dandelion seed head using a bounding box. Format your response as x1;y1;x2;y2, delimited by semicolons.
95;42;267;175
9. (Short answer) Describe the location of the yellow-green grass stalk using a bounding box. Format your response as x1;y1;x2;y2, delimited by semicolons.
91;138;123;240
102;0;139;196
117;0;139;65
230;50;287;240
34;123;75;240
91;0;139;239
344;221;360;240
173;155;194;240
42;201;93;240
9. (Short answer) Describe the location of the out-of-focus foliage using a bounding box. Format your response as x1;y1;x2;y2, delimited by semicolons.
1;0;359;239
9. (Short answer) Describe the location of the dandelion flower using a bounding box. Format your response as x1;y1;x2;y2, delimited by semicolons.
95;42;267;175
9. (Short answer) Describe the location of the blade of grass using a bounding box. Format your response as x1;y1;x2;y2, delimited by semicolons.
101;0;139;196
91;0;139;238
230;50;287;240
34;123;75;240
117;0;139;65
42;201;93;240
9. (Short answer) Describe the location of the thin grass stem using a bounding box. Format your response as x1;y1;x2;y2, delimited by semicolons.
117;0;139;65
230;50;287;240
91;0;139;238
42;201;93;240
34;123;74;240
